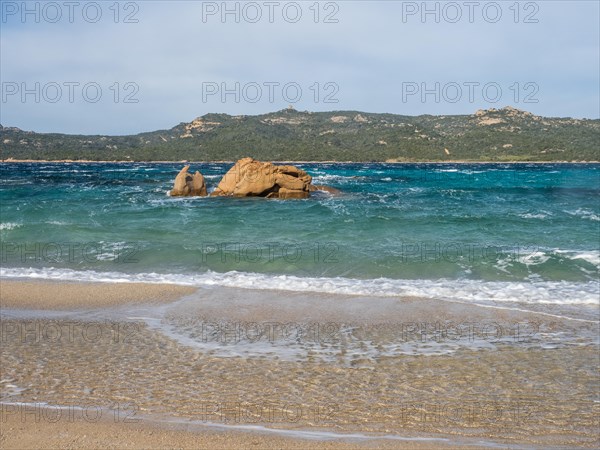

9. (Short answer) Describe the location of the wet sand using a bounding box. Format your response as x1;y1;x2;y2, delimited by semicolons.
1;280;599;448
0;280;196;309
1;411;454;450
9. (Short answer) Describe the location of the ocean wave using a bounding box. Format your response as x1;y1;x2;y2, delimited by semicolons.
519;212;551;219
45;220;70;226
493;248;599;271
518;251;551;266
1;267;598;306
95;241;136;261
554;250;600;267
0;179;34;185
0;223;21;231
311;174;354;184
565;208;600;221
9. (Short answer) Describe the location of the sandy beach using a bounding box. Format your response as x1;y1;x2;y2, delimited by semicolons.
0;280;196;309
1;410;448;450
1;279;598;449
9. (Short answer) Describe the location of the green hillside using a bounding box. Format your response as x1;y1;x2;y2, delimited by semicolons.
1;106;598;162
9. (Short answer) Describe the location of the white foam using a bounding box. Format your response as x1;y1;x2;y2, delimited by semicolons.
518;251;551;266
565;208;600;221
94;241;135;261
312;174;353;183
457;170;486;174
0;223;21;231
1;267;598;306
519;213;549;219
491;249;599;271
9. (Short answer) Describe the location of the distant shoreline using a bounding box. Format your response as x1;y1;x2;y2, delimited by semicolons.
2;159;599;164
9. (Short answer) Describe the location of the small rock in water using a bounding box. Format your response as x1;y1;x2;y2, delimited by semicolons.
168;157;339;199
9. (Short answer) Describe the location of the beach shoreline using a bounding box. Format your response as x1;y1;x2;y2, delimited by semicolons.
0;405;476;450
1;279;598;448
0;279;196;310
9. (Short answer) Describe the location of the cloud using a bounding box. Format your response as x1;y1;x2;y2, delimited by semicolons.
1;0;598;134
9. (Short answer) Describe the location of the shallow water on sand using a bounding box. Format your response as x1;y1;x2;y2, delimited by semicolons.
1;288;599;447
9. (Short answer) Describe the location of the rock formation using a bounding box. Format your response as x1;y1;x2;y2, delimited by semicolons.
211;157;312;199
168;165;207;196
169;158;340;199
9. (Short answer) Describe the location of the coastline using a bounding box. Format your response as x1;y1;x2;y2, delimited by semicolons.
1;159;599;164
0;409;466;450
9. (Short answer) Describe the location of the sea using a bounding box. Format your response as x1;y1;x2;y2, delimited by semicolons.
2;161;600;446
0;162;598;316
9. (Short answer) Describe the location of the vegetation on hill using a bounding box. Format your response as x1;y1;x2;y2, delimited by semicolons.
1;106;598;161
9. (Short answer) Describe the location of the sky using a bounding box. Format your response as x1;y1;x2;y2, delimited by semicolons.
1;0;599;135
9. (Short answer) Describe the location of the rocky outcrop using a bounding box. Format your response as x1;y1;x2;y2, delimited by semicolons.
168;165;207;196
168;158;340;199
278;187;308;199
191;171;207;196
211;158;312;199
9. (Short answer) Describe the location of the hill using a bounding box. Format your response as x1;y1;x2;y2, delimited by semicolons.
1;106;598;162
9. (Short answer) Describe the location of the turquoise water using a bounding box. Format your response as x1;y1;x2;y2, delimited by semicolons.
1;162;598;305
